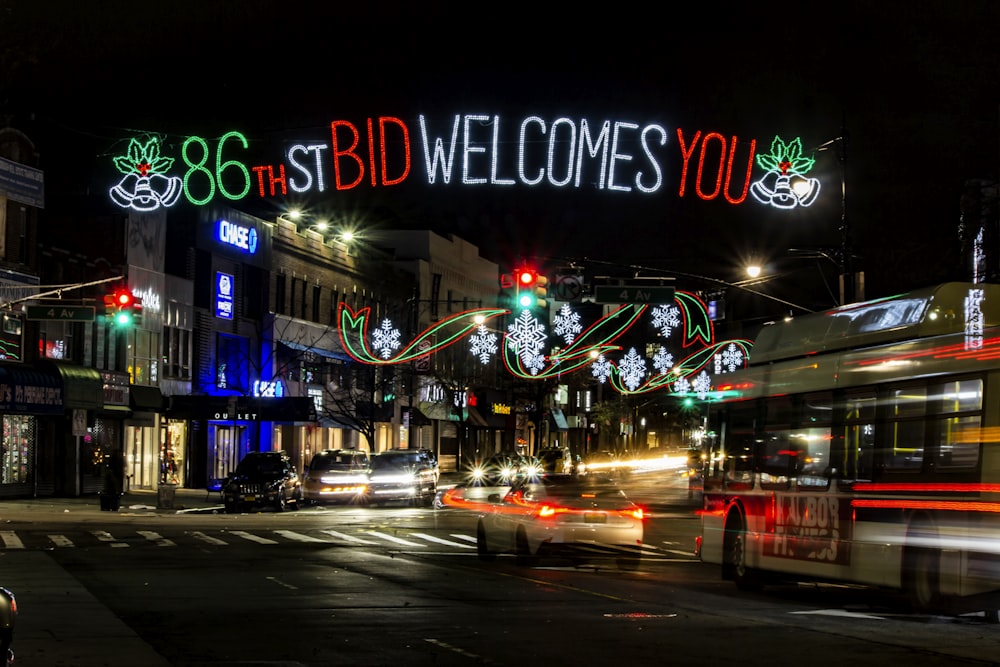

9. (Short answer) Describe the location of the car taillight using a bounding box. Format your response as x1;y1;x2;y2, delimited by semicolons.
630;507;644;521
538;504;559;518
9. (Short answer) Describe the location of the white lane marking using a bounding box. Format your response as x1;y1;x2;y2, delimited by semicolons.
790;609;886;619
367;531;426;547
0;531;23;549
664;548;696;557
274;530;327;543
319;529;380;545
451;534;477;544
265;576;298;591
409;532;475;549
190;531;228;546
137;530;176;547
48;534;74;548
229;530;278;545
91;530;129;547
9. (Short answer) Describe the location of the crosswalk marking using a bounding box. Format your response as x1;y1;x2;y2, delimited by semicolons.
229;530;278;545
274;530;327;543
319;529;379;545
137;530;175;547
0;528;683;557
409;532;475;549
0;531;23;549
91;530;129;547
366;531;425;547
190;531;227;546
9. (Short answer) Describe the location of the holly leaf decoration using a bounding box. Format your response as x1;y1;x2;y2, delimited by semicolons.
755;135;815;175
112;137;175;175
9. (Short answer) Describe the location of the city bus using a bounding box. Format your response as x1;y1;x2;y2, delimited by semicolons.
696;282;1000;620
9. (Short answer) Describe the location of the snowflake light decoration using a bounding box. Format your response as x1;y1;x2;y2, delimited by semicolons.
619;347;647;391
372;318;402;359
692;371;712;399
651;304;681;338
469;325;498;364
652;346;674;375
506;310;548;366
719;342;745;373
673;376;691;395
553;303;583;345
591;354;612;383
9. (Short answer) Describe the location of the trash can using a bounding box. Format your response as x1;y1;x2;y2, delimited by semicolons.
99;491;121;511
157;483;177;509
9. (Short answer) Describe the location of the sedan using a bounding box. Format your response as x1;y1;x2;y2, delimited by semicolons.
476;474;645;569
302;449;370;505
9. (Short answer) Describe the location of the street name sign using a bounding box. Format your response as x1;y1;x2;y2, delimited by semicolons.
593;285;675;304
25;305;96;321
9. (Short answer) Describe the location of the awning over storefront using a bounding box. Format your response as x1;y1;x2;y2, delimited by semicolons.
278;341;351;362
548;408;569;432
130;385;164;411
420;402;452;421
166;395;317;422
318;414;356;429
39;360;102;410
0;363;63;415
459;406;489;427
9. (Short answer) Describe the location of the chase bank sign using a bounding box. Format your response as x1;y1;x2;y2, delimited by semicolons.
216;219;258;254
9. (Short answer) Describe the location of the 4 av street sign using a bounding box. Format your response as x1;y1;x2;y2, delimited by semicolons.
593;285;675;304
24;305;96;322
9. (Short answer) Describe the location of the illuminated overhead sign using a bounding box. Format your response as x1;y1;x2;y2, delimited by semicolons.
216;219;258;254
108;114;823;212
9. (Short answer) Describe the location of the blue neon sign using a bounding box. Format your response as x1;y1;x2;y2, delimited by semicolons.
215;272;234;319
216;219;258;254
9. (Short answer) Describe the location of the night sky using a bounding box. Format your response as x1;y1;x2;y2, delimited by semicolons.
3;1;1000;319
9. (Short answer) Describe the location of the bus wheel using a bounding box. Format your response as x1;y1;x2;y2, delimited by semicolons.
904;546;940;612
724;512;761;591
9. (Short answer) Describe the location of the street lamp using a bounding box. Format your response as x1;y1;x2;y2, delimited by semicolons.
815;116;862;305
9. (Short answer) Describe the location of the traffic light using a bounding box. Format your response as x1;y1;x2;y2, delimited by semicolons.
515;267;539;309
104;288;141;327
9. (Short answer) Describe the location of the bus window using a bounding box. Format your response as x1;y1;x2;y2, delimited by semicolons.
759;430;798;487
723;405;755;486
882;385;926;472
934;415;981;469
843;392;876;480
930;378;983;470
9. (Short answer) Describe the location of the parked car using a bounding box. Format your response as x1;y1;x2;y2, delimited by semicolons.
302;449;370;504
367;449;438;506
223;451;303;513
476;473;645;569
0;587;14;666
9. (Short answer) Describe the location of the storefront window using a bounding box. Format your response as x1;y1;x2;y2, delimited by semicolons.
1;415;33;484
162;421;187;485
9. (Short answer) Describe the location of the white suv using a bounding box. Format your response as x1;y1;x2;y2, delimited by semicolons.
367;449;438;506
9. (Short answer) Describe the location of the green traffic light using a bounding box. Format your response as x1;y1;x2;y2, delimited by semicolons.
518;293;535;308
115;310;133;326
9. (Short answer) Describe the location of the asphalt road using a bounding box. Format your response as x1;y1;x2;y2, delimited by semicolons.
2;473;999;666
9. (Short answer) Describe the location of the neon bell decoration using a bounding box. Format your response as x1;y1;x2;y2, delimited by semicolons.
109;137;182;211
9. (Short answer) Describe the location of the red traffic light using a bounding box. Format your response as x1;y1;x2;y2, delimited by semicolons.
516;268;538;287
114;289;134;308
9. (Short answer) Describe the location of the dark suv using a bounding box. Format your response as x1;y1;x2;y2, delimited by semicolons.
223;451;302;513
367;449;438;506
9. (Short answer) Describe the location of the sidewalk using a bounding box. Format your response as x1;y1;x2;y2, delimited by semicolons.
0;487;226;517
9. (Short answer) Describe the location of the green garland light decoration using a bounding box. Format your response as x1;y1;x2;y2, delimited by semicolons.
336;293;753;397
337;303;507;364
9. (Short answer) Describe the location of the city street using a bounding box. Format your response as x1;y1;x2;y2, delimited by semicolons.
1;472;999;666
